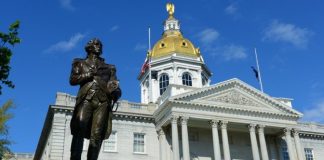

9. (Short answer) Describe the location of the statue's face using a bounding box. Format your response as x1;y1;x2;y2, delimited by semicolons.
86;39;102;55
92;40;102;55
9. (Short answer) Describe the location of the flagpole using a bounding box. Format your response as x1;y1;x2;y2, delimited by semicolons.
254;48;264;92
148;27;153;103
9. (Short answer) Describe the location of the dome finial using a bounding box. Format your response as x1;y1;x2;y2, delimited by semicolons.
166;3;175;18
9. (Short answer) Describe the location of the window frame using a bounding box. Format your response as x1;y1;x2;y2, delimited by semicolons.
304;148;314;160
133;132;146;154
182;72;192;86
159;73;169;95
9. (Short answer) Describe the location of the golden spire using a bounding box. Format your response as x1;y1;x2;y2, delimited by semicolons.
166;3;175;18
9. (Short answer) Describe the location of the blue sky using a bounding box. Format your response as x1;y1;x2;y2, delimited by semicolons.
1;0;324;152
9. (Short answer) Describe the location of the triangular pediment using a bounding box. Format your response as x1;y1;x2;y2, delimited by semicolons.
170;78;302;117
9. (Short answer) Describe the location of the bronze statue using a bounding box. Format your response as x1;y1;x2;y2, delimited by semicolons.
69;38;121;160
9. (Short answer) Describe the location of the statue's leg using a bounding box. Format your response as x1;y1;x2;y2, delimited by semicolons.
70;100;92;160
87;101;109;160
70;135;84;160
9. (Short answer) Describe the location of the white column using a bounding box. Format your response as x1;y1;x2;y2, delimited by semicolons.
257;125;269;160
158;129;166;160
180;116;190;160
171;116;180;160
220;121;231;160
283;128;296;160
249;124;260;160
292;129;305;160
210;120;221;160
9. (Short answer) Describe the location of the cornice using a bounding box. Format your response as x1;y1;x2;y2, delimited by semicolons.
169;100;300;120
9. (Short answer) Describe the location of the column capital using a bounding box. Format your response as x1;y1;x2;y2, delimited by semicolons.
248;124;257;132
292;129;300;137
180;116;189;125
220;120;228;129
171;115;179;124
209;120;219;128
257;125;266;133
282;128;292;136
158;129;165;136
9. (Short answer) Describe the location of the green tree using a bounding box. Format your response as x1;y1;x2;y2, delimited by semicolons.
0;21;21;95
0;100;14;159
0;21;20;159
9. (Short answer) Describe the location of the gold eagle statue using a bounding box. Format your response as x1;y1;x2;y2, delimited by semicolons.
166;3;175;17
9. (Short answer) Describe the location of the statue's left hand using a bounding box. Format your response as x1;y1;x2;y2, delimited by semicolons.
107;80;119;93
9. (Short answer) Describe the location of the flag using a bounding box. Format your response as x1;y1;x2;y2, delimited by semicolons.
251;66;259;81
140;52;151;74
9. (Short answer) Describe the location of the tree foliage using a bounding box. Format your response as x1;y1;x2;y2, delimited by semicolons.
0;21;21;95
0;100;14;159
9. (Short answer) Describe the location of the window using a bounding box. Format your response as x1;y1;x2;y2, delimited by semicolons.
201;73;208;86
133;133;145;153
305;148;314;160
159;74;169;95
103;131;117;152
182;72;192;86
282;146;289;160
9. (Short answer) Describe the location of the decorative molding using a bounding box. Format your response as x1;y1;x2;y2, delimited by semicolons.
206;90;261;107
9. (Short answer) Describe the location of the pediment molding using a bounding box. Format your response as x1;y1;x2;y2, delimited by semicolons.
169;78;302;117
200;89;262;108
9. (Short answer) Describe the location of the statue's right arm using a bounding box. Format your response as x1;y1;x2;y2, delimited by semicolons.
69;60;93;86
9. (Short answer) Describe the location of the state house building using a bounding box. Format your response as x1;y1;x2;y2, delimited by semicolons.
34;3;324;160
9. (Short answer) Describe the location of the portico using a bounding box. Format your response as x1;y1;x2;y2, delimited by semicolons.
157;117;305;160
154;79;304;160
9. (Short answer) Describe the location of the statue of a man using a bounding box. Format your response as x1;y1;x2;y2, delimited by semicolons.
69;38;121;160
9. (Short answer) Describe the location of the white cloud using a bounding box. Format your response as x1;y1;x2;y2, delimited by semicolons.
60;0;75;11
302;100;324;123
222;44;247;61
263;20;313;48
110;25;119;32
44;33;86;53
197;28;219;45
225;3;238;15
134;43;147;51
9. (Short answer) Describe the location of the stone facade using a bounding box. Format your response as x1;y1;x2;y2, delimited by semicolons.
34;84;324;160
34;3;324;160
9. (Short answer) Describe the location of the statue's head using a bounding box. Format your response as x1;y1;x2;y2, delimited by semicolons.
85;38;103;55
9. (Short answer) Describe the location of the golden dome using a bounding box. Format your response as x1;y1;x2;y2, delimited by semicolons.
150;3;200;59
151;31;199;59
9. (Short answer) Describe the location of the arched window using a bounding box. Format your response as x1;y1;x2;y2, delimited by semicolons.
159;74;169;95
201;73;208;86
182;72;192;86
